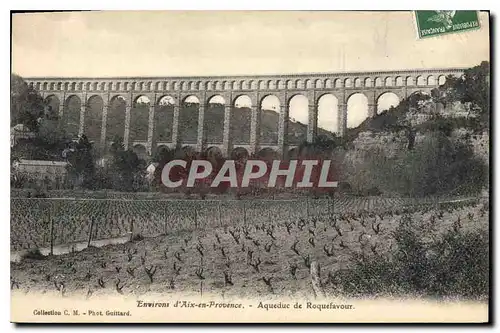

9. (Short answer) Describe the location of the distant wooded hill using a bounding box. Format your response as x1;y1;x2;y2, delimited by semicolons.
137;103;335;145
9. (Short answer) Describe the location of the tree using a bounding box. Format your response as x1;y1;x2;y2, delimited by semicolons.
110;135;125;154
408;92;432;109
150;147;177;189
65;135;96;188
11;115;71;161
11;74;74;161
437;61;490;128
37;114;69;144
11;74;45;131
108;136;146;191
298;134;344;158
151;146;175;164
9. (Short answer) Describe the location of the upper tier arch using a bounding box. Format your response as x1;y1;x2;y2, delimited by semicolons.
25;68;464;99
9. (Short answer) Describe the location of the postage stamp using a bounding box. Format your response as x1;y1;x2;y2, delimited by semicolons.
414;10;481;39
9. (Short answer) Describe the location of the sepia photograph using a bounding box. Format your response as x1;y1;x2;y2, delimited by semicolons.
10;10;490;323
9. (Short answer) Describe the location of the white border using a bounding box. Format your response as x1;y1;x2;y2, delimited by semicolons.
3;1;497;332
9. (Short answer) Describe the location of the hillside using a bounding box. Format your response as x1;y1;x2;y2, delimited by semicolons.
143;104;333;146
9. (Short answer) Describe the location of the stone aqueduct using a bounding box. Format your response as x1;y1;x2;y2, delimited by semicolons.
25;68;464;157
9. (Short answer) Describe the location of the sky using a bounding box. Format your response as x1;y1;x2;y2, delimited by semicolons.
12;11;490;132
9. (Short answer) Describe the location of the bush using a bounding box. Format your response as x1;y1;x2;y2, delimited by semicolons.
331;215;489;300
338;182;352;194
366;187;382;196
130;232;144;242
343;132;487;197
418;116;484;135
393;132;487;196
20;248;46;261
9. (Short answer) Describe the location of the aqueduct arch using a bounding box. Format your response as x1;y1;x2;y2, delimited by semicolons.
25;67;463;157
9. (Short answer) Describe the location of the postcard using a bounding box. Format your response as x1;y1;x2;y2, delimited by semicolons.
10;10;490;323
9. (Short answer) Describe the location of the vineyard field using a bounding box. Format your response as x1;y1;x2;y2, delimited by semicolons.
10;199;488;300
11;196;479;252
